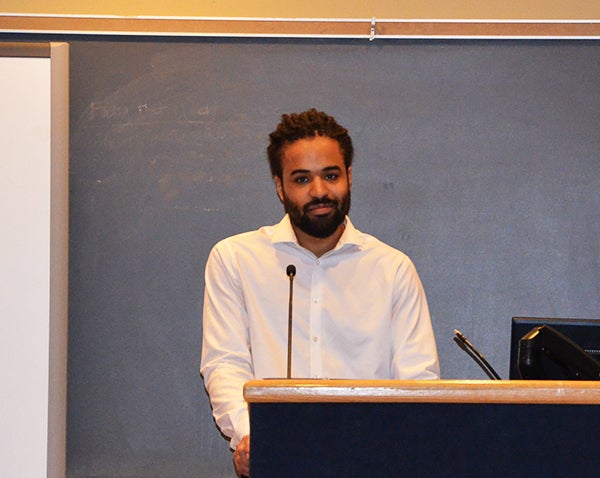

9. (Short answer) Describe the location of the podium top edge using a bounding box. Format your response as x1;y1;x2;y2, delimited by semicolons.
244;379;600;404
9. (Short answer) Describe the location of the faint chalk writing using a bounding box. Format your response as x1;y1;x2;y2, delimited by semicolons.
136;103;168;115
89;102;129;121
88;101;169;122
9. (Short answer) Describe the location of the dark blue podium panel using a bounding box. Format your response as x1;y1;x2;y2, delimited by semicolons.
250;401;599;477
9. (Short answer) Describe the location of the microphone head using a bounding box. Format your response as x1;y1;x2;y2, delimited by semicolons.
286;264;296;277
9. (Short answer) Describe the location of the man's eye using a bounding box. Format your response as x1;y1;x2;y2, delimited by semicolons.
325;174;339;181
294;177;309;184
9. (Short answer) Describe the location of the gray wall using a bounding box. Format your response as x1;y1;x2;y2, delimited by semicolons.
12;37;600;476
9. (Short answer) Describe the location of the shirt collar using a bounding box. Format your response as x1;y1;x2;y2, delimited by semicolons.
272;214;363;251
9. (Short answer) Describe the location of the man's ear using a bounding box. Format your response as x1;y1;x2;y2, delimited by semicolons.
274;176;284;203
347;166;353;188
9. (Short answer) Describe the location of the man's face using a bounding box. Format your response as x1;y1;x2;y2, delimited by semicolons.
275;136;352;238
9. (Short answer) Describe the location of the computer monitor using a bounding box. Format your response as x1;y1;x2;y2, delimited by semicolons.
509;317;600;380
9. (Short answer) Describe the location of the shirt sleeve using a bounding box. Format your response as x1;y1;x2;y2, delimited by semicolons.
390;257;440;379
200;243;253;449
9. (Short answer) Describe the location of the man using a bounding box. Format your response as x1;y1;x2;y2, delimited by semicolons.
201;108;439;477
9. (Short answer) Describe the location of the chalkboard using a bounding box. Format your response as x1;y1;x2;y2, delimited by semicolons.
3;35;599;477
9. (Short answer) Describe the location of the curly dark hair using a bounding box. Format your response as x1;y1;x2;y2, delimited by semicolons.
267;108;354;179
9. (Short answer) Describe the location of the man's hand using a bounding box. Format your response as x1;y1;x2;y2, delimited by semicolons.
233;434;250;477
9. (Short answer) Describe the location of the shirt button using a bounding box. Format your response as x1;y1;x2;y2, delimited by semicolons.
313;298;319;303
313;336;319;342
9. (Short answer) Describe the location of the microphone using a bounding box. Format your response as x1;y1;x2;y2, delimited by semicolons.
286;265;296;379
453;329;502;380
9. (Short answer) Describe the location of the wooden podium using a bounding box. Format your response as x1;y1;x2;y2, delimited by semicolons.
245;379;600;477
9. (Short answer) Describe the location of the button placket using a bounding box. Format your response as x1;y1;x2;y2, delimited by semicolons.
309;260;323;378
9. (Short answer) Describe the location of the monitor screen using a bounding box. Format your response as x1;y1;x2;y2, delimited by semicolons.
509;317;600;379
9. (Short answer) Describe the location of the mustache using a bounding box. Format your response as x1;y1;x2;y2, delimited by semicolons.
303;198;338;213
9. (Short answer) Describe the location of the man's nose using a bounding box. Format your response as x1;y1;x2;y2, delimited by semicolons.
309;177;327;197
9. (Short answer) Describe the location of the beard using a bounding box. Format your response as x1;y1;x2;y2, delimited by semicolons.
283;190;351;239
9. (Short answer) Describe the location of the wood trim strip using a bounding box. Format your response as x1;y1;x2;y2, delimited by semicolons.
2;15;600;38
379;20;600;38
0;40;50;57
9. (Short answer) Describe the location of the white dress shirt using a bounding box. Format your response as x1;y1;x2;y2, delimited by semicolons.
200;215;440;448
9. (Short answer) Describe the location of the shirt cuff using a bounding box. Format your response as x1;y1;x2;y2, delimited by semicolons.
230;410;250;450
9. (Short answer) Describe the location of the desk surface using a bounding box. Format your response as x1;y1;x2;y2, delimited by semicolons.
244;379;600;404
